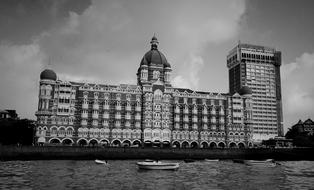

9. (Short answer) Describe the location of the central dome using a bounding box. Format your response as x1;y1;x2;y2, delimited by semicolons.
40;69;57;81
140;36;171;68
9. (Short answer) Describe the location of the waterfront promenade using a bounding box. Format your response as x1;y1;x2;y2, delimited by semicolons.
1;146;313;161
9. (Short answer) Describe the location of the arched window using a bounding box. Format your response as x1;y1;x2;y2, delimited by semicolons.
153;70;160;79
154;89;163;102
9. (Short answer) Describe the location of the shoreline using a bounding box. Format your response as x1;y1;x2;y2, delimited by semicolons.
1;146;313;161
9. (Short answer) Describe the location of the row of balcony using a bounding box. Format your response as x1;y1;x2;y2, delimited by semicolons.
81;113;141;120
174;109;225;115
82;104;141;111
174;117;225;123
174;124;225;131
80;120;141;128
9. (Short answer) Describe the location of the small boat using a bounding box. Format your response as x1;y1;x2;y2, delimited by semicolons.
244;159;277;167
137;160;179;170
95;159;108;164
204;159;219;162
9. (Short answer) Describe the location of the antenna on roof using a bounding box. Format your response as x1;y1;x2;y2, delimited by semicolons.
45;56;53;70
238;39;241;47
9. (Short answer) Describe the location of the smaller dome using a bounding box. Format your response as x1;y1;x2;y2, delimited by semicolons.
40;69;57;81
164;61;171;68
140;57;148;66
152;36;157;40
238;86;252;95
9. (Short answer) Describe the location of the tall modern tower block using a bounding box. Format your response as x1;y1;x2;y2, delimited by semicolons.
227;43;283;142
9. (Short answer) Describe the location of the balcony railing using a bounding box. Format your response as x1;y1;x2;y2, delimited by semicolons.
211;110;216;115
125;122;131;128
82;103;88;109
135;122;141;128
135;115;141;120
102;121;109;127
103;113;109;119
81;120;87;126
93;104;99;110
175;108;180;114
81;113;88;119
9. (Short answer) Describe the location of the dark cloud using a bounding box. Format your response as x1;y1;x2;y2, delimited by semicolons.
0;0;91;44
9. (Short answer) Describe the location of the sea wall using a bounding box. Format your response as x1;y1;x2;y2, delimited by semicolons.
1;146;313;161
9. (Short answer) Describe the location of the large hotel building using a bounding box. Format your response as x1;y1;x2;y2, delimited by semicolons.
227;44;283;141
35;36;256;148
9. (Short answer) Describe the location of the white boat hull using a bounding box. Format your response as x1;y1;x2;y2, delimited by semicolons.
95;159;108;164
244;159;277;167
137;161;179;170
204;159;219;162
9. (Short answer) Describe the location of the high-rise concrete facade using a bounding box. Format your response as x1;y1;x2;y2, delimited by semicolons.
35;36;254;148
227;43;283;142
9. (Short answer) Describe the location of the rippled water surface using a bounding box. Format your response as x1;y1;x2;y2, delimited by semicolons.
0;160;314;190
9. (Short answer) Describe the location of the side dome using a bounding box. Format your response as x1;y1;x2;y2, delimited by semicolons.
164;61;171;68
238;86;252;95
40;69;57;81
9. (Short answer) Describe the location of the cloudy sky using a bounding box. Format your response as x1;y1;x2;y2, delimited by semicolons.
0;0;313;133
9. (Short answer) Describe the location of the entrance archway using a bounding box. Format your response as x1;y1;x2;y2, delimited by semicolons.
229;142;237;148
190;141;198;149
132;140;141;147
89;139;98;146
62;138;73;145
238;142;245;149
122;140;131;147
172;141;180;148
218;142;225;148
112;139;121;147
100;139;109;147
209;142;217;148
182;141;189;148
77;139;87;146
201;142;208;148
50;138;61;144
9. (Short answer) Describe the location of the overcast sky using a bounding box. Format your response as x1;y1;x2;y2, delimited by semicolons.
0;0;313;133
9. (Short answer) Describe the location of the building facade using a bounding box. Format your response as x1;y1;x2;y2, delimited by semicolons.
227;43;283;142
36;37;254;148
291;119;314;136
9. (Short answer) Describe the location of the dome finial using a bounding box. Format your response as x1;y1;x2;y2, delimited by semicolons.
150;34;159;50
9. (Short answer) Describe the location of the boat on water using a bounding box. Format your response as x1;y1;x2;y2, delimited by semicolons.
137;160;179;170
204;159;219;162
95;159;108;164
244;159;277;167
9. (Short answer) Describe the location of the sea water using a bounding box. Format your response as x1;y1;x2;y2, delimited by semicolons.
0;160;313;190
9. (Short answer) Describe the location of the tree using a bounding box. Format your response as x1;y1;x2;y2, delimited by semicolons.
0;118;36;145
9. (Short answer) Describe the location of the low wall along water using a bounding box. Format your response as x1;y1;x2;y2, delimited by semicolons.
0;146;313;161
